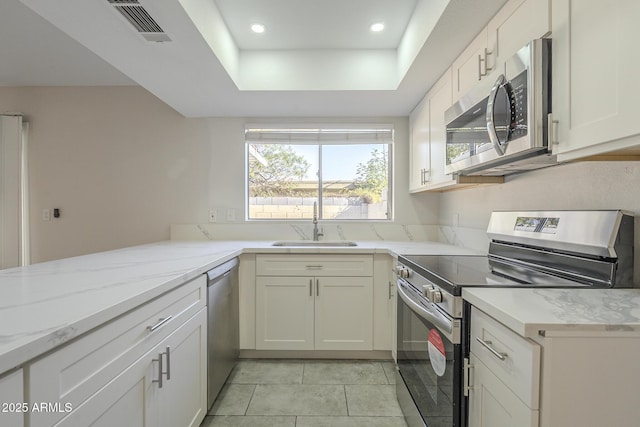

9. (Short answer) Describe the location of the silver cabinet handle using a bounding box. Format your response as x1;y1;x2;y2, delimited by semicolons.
464;357;474;397
478;48;493;79
306;265;323;270
388;281;393;300
165;346;171;380
316;279;319;297
147;316;173;332
309;279;313;296
476;337;508;361
153;352;164;388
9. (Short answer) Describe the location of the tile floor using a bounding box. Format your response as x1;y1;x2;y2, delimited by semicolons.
200;359;408;427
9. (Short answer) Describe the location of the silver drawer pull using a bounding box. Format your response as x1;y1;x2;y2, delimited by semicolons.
306;265;323;270
147;315;173;332
476;337;508;361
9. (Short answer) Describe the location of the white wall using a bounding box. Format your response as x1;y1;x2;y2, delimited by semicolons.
0;86;438;262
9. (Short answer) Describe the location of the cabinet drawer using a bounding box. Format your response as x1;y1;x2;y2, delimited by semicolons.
470;307;540;409
28;275;206;427
256;255;373;277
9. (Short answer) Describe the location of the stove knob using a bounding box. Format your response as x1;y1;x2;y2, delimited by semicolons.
395;266;411;278
430;289;443;303
422;284;434;298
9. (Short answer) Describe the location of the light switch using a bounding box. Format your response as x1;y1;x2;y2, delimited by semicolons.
227;209;235;222
209;209;217;223
42;209;51;221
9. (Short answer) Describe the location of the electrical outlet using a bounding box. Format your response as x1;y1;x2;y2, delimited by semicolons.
227;208;235;222
452;213;460;227
42;209;51;221
208;209;217;223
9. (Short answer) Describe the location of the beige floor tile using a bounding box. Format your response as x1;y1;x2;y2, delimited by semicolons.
247;384;348;416
227;360;304;384
303;361;388;385
296;415;408;427
200;415;296;427
208;384;255;416
345;385;403;417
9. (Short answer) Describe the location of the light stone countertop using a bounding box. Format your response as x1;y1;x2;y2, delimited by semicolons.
0;239;477;374
463;287;640;338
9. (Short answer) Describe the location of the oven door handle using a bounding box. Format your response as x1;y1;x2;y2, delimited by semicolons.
397;281;458;344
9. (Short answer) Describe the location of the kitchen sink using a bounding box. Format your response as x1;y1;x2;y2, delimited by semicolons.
271;240;358;247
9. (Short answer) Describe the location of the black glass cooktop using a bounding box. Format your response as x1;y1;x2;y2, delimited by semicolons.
399;254;587;295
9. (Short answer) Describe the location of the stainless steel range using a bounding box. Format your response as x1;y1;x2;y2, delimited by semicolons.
394;210;635;427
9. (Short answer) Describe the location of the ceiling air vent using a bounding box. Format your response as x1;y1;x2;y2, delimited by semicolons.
107;0;171;42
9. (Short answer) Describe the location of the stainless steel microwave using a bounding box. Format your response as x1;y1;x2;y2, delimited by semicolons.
445;38;555;176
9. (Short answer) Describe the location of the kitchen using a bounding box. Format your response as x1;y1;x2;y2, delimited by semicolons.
1;0;640;426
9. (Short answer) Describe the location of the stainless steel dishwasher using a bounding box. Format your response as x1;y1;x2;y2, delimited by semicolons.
206;257;239;409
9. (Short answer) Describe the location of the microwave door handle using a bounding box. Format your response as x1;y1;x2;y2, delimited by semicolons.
486;74;507;156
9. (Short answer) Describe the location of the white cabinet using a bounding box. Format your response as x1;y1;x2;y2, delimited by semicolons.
467;304;640;427
255;255;373;351
467;308;539;427
552;0;640;161
452;0;550;102
468;353;538;427
0;369;24;427
487;0;550;71
29;275;207;427
409;95;430;191
409;69;456;192
53;309;206;427
452;28;489;102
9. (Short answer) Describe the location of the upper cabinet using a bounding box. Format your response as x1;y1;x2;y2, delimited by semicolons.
409;95;430;191
452;0;551;103
409;69;457;192
552;0;640;161
452;29;489;102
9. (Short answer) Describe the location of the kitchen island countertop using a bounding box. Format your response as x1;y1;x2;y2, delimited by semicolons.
0;239;477;374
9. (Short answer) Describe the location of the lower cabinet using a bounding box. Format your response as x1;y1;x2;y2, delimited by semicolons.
468;353;538;427
54;309;206;427
0;369;23;427
255;255;374;351
28;275;207;427
256;275;373;351
467;307;539;427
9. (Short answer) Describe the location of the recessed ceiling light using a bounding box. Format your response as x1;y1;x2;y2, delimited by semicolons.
370;22;385;32
251;24;265;34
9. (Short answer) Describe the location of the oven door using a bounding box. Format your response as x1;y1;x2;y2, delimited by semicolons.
396;278;463;427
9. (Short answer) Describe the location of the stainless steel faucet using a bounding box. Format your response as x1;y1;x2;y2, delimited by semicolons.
312;201;324;241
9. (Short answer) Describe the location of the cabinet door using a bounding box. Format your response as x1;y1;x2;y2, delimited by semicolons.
54;309;207;427
54;347;152;427
487;0;550;70
255;276;315;350
427;70;455;188
409;96;431;191
157;308;207;427
468;354;538;427
452;28;488;102
0;369;23;427
314;276;373;351
553;0;640;160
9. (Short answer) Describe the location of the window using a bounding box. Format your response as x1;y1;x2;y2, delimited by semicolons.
246;125;393;220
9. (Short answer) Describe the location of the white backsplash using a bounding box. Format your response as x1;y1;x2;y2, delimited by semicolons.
171;222;442;243
170;222;491;255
